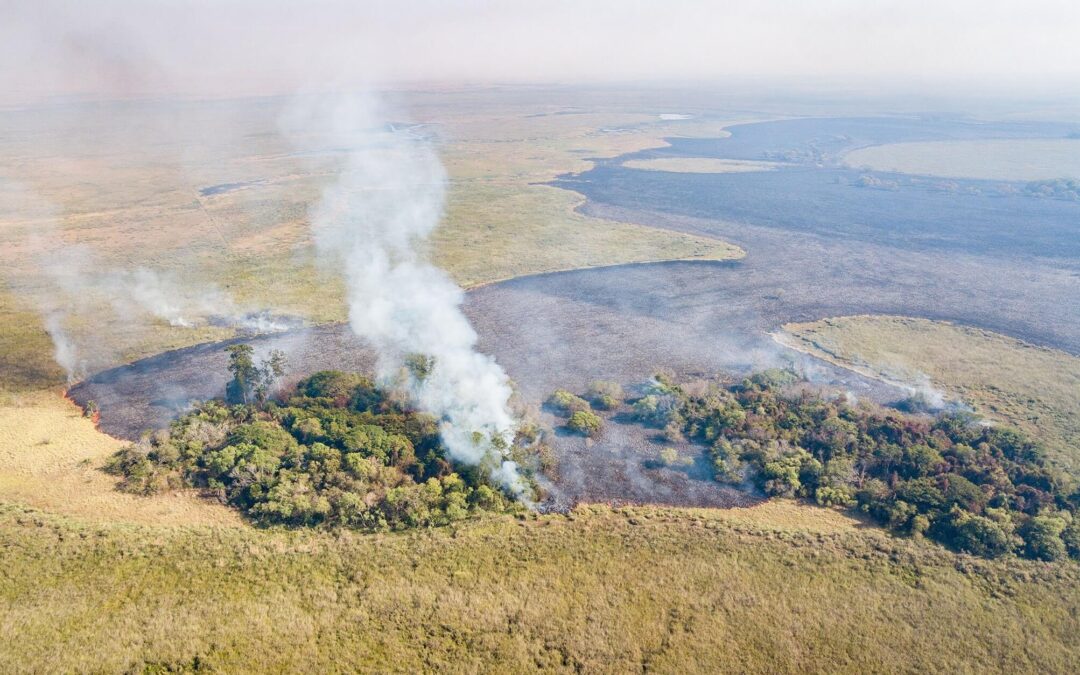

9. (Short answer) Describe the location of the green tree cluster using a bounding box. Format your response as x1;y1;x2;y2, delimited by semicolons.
106;369;544;530
622;369;1079;560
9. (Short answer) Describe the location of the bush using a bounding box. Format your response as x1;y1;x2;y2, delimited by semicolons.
1021;515;1067;561
632;394;680;428
945;510;1013;558
1062;518;1080;560
547;389;590;415
708;439;744;483
815;486;855;508
656;444;673;466
566;410;603;438
587;381;624;410
82;399;99;419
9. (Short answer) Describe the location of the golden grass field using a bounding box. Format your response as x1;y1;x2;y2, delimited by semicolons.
3;488;1079;673
843;138;1080;181
782;315;1080;477
0;391;239;527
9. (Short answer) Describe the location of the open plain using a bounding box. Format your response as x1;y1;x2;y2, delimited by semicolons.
4;90;1080;672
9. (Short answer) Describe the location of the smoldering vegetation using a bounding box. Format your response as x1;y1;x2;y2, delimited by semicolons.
70;268;906;510
67;114;1080;510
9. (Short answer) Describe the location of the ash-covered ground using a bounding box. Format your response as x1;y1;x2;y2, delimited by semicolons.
71;263;903;510
71;116;1080;509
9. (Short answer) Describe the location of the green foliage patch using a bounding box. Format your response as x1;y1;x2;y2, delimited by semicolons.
623;370;1080;560
105;370;546;530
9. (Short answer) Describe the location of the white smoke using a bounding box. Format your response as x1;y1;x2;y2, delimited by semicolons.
42;311;81;381
105;266;226;328
290;92;528;499
901;373;948;410
1;179;291;383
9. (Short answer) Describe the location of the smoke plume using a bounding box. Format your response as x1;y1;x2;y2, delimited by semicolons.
289;92;527;498
6;185;292;384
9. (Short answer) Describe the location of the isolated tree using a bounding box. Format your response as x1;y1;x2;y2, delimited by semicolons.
405;353;436;382
586;381;624;410
567;410;603;438
225;344;287;405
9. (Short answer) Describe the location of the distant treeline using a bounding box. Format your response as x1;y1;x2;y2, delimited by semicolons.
552;370;1080;561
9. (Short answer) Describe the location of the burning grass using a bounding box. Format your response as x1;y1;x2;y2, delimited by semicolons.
0;95;747;396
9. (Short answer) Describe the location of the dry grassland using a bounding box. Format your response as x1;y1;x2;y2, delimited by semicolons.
0;390;238;527
1;499;1077;673
0;100;745;386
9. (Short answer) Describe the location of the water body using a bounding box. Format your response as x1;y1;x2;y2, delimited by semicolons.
558;117;1080;263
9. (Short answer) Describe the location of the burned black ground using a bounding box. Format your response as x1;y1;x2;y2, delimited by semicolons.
72;116;1080;508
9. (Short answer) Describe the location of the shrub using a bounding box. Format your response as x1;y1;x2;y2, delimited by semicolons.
632;394;680;428
1021;515;1067;561
566;410;603;438
547;389;590;415
1062;518;1080;560
708;439;744;483
587;381;624;410
82;399;99;419
945;510;1013;558
815;486;855;508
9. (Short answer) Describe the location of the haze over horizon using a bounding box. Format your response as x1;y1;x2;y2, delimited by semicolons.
3;0;1080;105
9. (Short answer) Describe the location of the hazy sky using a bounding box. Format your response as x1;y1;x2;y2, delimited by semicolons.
3;0;1079;103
